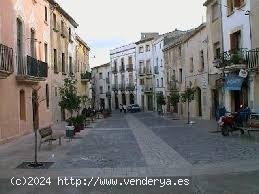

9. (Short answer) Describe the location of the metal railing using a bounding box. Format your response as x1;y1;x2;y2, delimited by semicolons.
17;55;48;78
0;43;14;73
247;48;259;70
81;71;91;80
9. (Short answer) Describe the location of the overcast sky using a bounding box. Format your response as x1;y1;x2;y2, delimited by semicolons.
56;0;206;67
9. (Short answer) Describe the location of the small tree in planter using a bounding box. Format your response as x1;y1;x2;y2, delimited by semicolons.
156;92;166;114
169;90;180;113
181;87;196;124
59;76;81;130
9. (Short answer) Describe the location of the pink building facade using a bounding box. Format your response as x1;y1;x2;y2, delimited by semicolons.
0;0;52;144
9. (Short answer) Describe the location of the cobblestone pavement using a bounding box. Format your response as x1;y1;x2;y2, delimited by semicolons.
1;112;259;193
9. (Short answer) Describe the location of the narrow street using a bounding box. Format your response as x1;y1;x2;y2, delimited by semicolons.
1;112;259;193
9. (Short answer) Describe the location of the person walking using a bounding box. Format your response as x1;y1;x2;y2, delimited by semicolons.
119;104;123;113
123;104;127;114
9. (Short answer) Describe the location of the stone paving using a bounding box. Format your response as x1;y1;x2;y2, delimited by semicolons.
1;112;259;193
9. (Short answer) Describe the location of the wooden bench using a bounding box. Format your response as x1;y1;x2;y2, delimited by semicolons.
38;127;64;150
237;127;259;136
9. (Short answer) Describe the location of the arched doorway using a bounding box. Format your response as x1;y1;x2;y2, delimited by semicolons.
115;93;119;109
130;93;135;104
196;87;202;117
122;93;126;105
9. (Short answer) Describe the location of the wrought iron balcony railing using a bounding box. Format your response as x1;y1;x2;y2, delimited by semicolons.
126;83;135;91
126;64;133;72
0;43;14;78
247;48;259;70
120;65;125;73
81;71;91;81
214;48;249;69
17;55;48;79
112;84;118;91
119;83;126;91
112;66;118;74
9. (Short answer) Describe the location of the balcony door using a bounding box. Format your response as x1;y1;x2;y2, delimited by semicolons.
230;30;241;50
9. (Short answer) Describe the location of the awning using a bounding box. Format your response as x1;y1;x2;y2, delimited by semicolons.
224;75;244;91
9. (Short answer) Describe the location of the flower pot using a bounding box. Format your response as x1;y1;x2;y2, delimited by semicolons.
65;126;75;138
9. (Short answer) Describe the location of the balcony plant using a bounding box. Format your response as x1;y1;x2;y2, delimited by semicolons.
230;52;246;65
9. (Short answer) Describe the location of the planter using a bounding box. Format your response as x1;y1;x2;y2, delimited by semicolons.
65;126;75;138
74;126;81;133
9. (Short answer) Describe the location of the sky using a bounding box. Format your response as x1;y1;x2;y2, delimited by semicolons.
56;0;207;67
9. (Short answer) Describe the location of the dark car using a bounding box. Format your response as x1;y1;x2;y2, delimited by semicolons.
130;104;141;113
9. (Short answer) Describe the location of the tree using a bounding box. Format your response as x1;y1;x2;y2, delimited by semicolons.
59;76;81;119
169;90;180;111
181;87;196;124
156;92;166;111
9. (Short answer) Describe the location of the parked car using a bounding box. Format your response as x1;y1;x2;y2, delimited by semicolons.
130;104;141;113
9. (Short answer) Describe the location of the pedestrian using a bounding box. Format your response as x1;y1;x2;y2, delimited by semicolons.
123;104;127;113
119;104;123;113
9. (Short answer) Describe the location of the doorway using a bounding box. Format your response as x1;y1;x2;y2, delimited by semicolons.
212;89;219;118
115;93;119;109
196;87;202;117
130;93;135;104
147;95;153;111
122;93;126;105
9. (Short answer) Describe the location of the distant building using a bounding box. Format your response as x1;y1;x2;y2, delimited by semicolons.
110;44;136;110
91;63;111;110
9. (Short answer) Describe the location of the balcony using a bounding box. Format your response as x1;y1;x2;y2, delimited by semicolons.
139;67;145;76
119;83;126;91
0;43;14;79
126;64;133;72
81;71;91;82
214;48;249;71
126;83;135;91
154;66;159;74
112;84;118;91
112;66;118;74
247;48;259;71
106;91;111;98
120;65;125;73
144;85;153;93
16;55;48;84
106;78;110;84
145;66;152;75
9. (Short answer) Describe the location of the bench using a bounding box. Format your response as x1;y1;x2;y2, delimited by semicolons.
237;127;259;136
38;127;64;150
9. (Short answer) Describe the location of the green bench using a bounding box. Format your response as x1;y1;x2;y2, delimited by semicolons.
38;127;64;150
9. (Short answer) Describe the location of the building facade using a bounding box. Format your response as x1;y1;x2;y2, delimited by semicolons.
92;63;111;110
110;44;136;110
49;1;79;123
0;0;51;143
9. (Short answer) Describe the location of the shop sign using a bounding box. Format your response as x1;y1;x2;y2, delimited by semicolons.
224;75;244;91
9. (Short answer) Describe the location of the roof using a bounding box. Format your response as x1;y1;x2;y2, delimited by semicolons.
76;35;90;51
203;0;214;6
92;63;110;69
135;37;155;45
47;0;79;28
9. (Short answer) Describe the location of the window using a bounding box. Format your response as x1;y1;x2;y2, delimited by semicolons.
230;30;241;50
69;56;73;74
20;90;26;120
30;29;35;57
61;20;64;35
46;84;49;108
139;46;144;53
160;43;162;49
200;50;204;71
179;68;183;83
190;57;194;73
62;53;65;73
161;78;164;87
227;0;234;15
157;79;159;87
69;28;72;40
178;46;181;56
156;58;159;66
44;6;48;22
17;19;23;61
214;42;221;59
212;3;219;21
161;59;163;67
140;79;144;85
146;45;150;52
99;72;103;79
128;56;133;65
173;70;176;79
100;86;103;94
44;43;48;63
53;13;57;30
55;87;58;96
54;49;58;73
